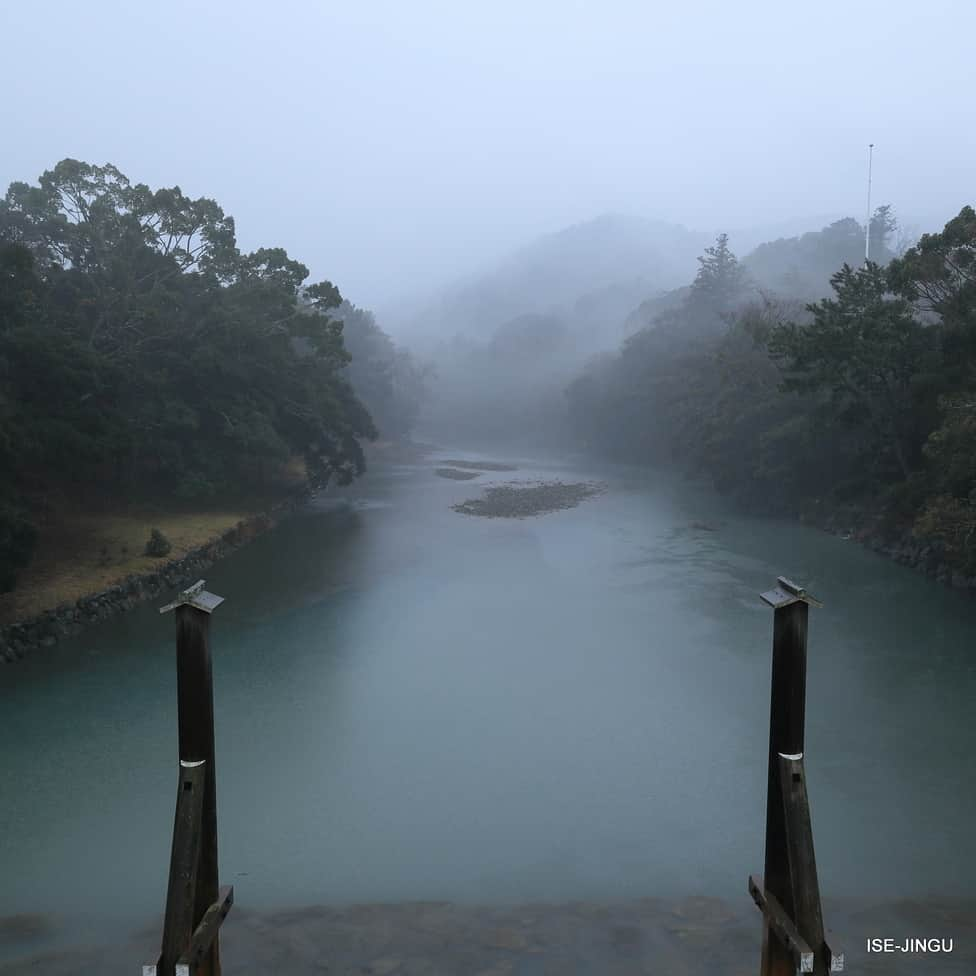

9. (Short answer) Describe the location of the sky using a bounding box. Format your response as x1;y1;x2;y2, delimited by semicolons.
2;0;974;322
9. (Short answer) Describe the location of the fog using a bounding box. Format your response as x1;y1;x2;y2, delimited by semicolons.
5;5;976;970
3;0;973;321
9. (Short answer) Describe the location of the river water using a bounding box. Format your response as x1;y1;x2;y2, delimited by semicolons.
2;448;975;960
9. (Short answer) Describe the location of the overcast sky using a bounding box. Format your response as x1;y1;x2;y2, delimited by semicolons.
2;1;974;320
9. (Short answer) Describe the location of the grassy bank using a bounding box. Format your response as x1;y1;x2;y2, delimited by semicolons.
0;459;308;628
0;442;434;638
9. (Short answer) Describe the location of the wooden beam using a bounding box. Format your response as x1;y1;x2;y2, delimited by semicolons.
159;761;206;973
178;886;235;972
779;755;826;970
749;875;814;973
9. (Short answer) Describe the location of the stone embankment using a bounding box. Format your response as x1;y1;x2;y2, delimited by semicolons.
0;490;310;664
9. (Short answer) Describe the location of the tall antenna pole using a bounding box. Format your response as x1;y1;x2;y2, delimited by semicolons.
864;143;874;264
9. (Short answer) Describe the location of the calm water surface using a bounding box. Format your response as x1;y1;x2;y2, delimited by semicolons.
2;450;975;953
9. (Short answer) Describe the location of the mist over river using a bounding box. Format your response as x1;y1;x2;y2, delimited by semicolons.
2;448;975;957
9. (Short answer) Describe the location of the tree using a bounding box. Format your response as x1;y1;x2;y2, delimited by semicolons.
888;205;976;329
0;159;386;592
868;204;898;264
0;241;39;329
914;392;976;573
689;233;748;314
768;262;931;479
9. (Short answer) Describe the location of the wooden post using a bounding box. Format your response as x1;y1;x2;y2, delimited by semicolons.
750;577;843;975
779;754;826;961
146;581;232;976
762;596;808;976
160;761;206;973
173;603;220;976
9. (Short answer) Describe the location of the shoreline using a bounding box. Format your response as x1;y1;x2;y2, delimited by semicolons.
0;440;435;665
671;461;976;595
793;498;976;594
0;486;313;665
6;445;973;665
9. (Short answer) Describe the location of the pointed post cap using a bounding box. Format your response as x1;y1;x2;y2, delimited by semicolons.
159;579;225;615
760;575;823;610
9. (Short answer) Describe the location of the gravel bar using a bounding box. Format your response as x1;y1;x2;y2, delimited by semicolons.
439;459;519;471
452;480;607;518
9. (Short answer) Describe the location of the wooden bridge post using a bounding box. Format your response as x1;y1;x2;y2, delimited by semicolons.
144;581;234;976
749;577;843;975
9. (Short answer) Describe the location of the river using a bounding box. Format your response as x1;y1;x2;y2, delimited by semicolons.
2;448;975;965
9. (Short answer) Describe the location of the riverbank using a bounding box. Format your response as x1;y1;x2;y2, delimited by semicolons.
0;490;310;664
5;441;972;664
2;892;972;975
0;442;434;664
667;458;976;596
3;448;973;967
793;495;976;594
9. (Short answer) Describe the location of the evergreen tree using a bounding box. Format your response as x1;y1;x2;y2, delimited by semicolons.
689;233;748;312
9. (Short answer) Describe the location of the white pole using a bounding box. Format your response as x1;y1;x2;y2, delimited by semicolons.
864;143;874;263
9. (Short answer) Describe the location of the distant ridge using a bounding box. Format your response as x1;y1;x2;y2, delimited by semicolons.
402;213;711;344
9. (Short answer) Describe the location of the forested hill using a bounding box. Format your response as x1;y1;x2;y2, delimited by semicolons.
0;159;425;593
622;210;900;335
567;205;976;580
415;212;901;448
401;214;712;346
411;215;717;445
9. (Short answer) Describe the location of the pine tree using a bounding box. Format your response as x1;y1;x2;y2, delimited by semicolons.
690;233;747;311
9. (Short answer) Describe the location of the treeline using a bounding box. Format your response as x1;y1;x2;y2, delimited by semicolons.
332;301;429;442
567;206;976;575
0;159;425;591
423;313;581;446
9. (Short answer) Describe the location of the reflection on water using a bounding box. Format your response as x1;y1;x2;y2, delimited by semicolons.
1;450;974;960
